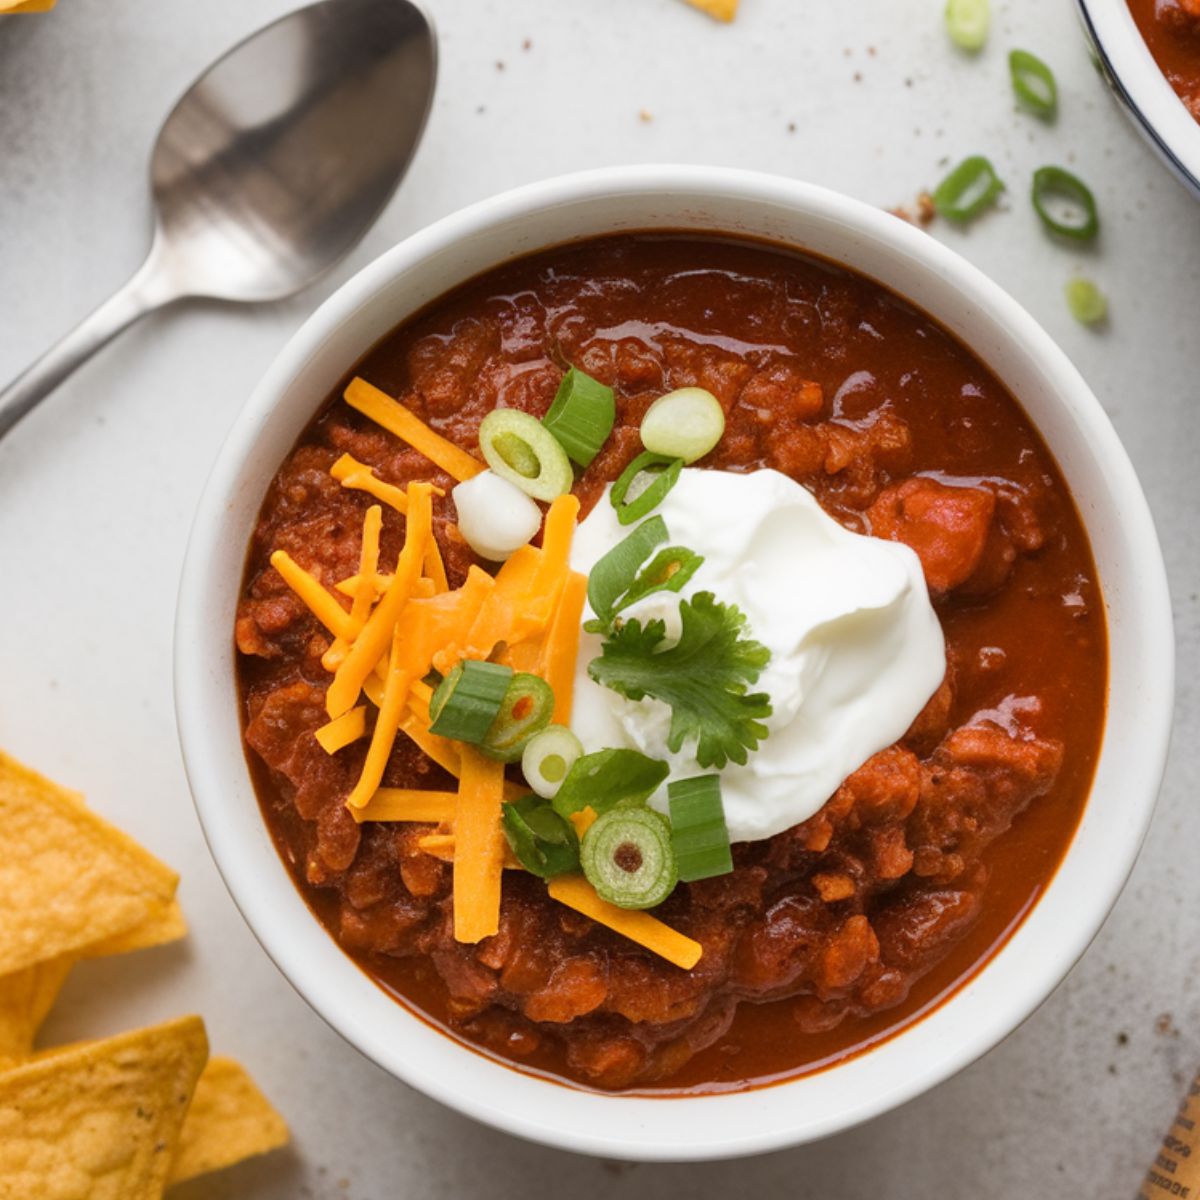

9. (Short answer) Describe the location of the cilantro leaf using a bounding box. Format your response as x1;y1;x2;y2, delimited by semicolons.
587;591;773;770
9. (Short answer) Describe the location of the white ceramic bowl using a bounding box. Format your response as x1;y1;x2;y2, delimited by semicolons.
175;166;1174;1161
1077;0;1200;198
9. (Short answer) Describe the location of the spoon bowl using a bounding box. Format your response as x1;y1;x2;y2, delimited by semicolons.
0;0;436;437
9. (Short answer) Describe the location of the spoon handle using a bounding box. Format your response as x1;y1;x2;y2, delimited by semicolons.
0;248;177;441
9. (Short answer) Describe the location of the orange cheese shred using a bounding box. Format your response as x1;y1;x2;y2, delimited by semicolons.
350;788;456;824
528;493;580;624
326;483;432;718
330;453;411;514
433;546;542;674
419;832;523;871
423;534;449;593
539;570;588;725
321;505;383;673
547;877;703;970
347;607;426;808
344;377;484;483
452;749;508;943
315;707;368;754
269;550;355;641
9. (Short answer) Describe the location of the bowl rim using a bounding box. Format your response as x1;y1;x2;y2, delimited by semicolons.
1076;0;1200;196
175;164;1174;1160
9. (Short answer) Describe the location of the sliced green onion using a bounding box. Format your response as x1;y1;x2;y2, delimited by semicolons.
501;793;580;878
668;775;733;883
1031;166;1100;241
639;388;725;464
585;514;667;630
542;367;615;468
611;452;683;526
479;672;554;762
428;660;513;743
1065;277;1108;326
580;806;677;910
478;409;574;501
945;0;989;51
933;156;1005;222
552;748;669;820
1010;50;1057;118
619;546;704;612
522;725;584;799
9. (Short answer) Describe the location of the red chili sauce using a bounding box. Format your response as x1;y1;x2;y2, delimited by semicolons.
1129;0;1200;120
235;234;1107;1093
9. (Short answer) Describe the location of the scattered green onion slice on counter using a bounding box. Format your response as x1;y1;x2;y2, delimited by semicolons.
580;806;678;910
585;514;668;630
610;452;684;526
639;388;726;464
1031;166;1100;241
1065;277;1108;326
428;660;513;743
667;775;733;883
1009;49;1058;118
944;0;989;51
932;156;1005;222
521;725;584;799
479;672;555;762
501;793;580;878
541;367;615;468
552;748;670;820
478;409;574;501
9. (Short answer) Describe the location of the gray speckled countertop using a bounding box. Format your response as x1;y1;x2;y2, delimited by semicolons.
1;0;1197;1195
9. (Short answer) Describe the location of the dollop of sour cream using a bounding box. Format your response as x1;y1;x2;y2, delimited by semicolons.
569;468;946;844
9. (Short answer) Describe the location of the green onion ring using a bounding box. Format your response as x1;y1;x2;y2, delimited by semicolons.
478;409;574;501
541;367;615;468
944;0;989;51
1065;277;1108;326
667;775;734;883
428;660;513;744
933;156;1005;222
580;806;678;910
479;672;555;762
1031;166;1099;241
610;452;683;526
1009;49;1057;118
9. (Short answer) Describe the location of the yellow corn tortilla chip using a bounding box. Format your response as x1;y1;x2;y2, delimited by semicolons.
0;957;74;1068
0;750;179;976
83;898;188;959
683;0;738;21
0;899;189;1068
167;1056;289;1185
0;1014;208;1198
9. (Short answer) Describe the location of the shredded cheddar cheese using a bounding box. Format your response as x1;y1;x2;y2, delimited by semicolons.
326;482;432;718
344;378;484;483
451;749;507;942
547;876;703;970
269;550;355;641
350;788;456;824
315;707;367;754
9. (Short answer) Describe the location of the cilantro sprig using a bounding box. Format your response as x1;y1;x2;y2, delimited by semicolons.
588;591;773;770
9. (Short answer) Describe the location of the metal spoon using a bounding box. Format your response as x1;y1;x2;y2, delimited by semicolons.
0;0;436;440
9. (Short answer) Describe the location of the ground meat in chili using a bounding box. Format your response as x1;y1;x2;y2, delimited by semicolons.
236;234;1106;1092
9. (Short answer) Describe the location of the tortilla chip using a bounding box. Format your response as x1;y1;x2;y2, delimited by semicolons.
0;957;74;1068
83;899;188;959
0;750;179;976
167;1057;289;1185
0;1015;208;1198
683;0;738;21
